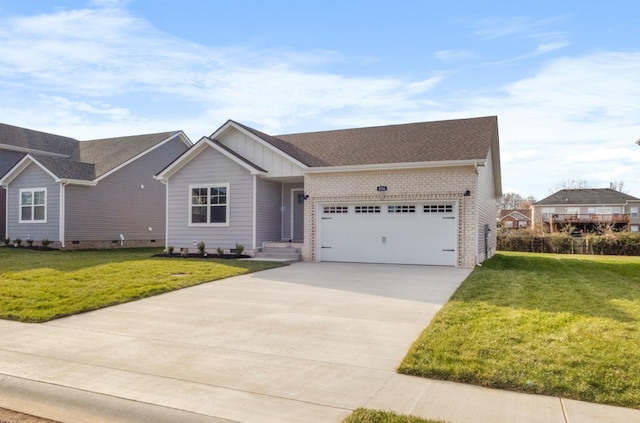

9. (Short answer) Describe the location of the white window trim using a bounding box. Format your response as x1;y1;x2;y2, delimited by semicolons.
188;183;230;227
19;187;47;223
631;207;639;219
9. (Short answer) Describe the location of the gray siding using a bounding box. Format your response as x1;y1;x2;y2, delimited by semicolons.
64;137;188;242
6;164;59;241
255;178;282;246
1;150;26;240
476;149;498;262
167;146;254;251
281;182;304;241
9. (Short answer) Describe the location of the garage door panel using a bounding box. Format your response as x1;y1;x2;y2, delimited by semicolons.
319;203;457;266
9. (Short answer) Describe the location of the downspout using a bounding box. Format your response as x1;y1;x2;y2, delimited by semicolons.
474;163;480;266
59;181;68;248
252;175;257;250
160;178;169;252
2;184;8;239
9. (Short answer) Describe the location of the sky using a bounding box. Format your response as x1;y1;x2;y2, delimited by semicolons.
0;0;639;200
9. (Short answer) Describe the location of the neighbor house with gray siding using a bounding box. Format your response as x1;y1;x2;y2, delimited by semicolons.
0;123;191;248
156;116;502;268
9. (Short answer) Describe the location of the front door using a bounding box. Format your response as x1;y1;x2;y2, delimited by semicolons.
292;189;305;241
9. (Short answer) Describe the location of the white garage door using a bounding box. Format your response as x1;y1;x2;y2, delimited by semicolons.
319;203;457;266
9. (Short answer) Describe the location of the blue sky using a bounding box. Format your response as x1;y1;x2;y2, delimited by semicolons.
0;0;639;199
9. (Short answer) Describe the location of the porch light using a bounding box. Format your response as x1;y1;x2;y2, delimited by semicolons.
464;189;471;196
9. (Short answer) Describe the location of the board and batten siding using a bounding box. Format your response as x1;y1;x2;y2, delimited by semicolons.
255;177;282;246
166;146;254;251
475;149;498;262
64;138;188;242
6;164;59;241
218;128;304;178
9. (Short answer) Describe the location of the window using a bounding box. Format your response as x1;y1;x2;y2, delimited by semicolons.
189;184;229;226
424;204;453;213
19;188;46;223
518;220;527;228
541;207;555;216
631;207;638;219
355;206;380;214
388;205;415;213
323;206;348;214
631;225;639;233
505;221;513;228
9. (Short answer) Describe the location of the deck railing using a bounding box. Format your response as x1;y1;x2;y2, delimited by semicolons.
542;214;630;224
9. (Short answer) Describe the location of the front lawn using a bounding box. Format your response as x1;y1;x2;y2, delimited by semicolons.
399;252;640;409
0;247;284;322
342;409;446;423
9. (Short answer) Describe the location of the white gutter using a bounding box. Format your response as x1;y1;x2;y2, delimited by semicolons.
58;178;98;187
252;175;257;250
161;178;169;252
303;159;487;174
59;182;68;248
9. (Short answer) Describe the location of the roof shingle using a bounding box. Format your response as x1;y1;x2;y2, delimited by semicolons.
535;188;640;205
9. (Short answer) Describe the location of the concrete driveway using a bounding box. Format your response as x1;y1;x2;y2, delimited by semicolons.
0;262;469;423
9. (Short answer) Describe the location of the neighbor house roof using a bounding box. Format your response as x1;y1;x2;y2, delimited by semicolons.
535;189;640;206
0;122;187;183
499;209;532;220
237;116;498;167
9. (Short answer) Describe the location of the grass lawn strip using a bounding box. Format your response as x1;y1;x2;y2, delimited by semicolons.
342;408;447;423
398;252;640;409
0;248;285;322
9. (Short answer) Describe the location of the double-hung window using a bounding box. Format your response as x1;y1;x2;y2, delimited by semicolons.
19;188;47;223
189;184;229;226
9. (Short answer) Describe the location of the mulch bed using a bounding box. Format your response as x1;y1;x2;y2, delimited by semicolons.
153;253;251;259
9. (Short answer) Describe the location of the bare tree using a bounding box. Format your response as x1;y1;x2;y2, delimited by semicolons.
497;192;525;213
609;181;626;192
554;178;591;191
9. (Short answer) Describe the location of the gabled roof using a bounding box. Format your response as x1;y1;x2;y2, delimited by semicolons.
535;188;640;206
272;116;498;167
499;209;532;220
0;123;189;183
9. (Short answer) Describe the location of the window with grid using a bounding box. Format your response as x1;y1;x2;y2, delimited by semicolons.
189;184;229;226
19;188;47;223
323;206;349;214
388;205;416;213
355;206;380;214
423;204;453;213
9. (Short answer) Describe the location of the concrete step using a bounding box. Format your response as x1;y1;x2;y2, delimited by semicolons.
254;251;301;259
260;246;301;254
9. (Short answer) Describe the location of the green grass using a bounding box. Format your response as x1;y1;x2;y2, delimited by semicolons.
398;252;640;409
0;247;285;322
342;409;447;423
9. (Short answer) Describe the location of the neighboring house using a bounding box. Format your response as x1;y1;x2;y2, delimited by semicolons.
156;116;502;268
499;209;531;229
0;123;191;248
532;188;640;233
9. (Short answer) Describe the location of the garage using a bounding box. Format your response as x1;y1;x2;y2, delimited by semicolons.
318;202;457;266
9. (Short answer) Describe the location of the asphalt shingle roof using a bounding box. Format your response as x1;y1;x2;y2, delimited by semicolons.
535;188;640;205
0;122;180;181
243;116;498;167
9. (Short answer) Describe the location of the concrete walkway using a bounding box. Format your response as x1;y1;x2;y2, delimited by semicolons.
0;262;638;423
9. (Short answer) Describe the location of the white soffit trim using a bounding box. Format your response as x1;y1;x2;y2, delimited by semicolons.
303;159;485;174
214;121;309;170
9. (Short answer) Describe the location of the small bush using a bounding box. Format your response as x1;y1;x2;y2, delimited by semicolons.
41;239;51;248
235;243;244;256
216;246;224;256
14;238;22;247
26;239;34;247
3;238;10;246
196;241;206;255
180;248;189;257
167;246;174;255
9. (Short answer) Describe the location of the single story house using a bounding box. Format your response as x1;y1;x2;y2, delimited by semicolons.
0;123;191;248
156;116;502;267
532;188;640;233
499;209;531;229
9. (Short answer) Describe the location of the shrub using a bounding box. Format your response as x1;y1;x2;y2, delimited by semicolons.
167;246;174;255
26;239;34;247
41;239;51;248
216;246;224;256
196;241;206;255
3;238;10;246
180;248;189;257
14;238;22;247
235;243;245;256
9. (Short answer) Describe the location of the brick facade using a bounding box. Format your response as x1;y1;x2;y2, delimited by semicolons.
302;166;479;268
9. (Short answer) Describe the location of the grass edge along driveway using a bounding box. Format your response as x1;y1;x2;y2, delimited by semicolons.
0;248;285;323
398;252;640;409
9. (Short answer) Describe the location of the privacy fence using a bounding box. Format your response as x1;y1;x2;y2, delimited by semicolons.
497;231;640;256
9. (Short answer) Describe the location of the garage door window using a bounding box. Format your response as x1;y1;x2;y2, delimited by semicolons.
355;206;380;213
324;206;349;214
388;205;416;213
424;204;453;213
